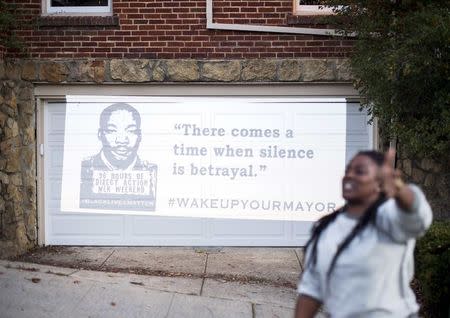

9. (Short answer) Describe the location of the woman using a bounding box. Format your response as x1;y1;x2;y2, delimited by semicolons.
295;149;432;318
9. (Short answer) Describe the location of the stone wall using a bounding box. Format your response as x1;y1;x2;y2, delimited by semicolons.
397;155;450;220
19;58;352;83
0;59;36;258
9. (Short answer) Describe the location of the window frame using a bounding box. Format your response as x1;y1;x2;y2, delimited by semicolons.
42;0;112;16
293;0;335;16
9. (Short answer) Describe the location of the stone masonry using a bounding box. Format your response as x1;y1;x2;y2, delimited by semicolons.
397;154;450;220
0;59;36;258
55;58;350;83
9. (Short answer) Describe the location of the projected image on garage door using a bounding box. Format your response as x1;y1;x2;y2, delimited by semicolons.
79;103;157;211
60;96;359;221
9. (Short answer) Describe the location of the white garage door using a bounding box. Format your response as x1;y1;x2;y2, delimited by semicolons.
42;96;372;246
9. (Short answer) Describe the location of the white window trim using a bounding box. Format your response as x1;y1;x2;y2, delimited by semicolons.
206;0;341;36
42;0;112;16
293;1;335;16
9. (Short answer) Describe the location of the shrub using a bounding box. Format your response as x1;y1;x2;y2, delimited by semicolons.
320;0;450;161
414;220;450;318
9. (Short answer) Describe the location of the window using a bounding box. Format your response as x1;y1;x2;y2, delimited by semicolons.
43;0;112;15
293;0;335;15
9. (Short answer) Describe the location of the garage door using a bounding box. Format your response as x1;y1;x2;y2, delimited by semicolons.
42;96;373;246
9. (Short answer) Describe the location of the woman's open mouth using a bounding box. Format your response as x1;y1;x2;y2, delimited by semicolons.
343;180;355;192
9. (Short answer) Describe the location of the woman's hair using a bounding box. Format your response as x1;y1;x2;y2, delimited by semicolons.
304;150;387;279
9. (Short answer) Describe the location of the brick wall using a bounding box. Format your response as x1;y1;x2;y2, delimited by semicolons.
213;0;292;25
10;0;353;59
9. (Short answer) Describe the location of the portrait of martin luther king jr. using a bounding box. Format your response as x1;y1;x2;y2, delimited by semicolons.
79;102;157;211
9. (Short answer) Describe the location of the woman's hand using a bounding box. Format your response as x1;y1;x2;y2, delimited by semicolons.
380;149;402;198
380;148;415;211
295;295;321;318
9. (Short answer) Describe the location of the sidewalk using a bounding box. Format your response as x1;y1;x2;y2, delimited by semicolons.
0;247;321;318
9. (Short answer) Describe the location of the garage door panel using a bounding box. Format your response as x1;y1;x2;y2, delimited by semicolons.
142;112;202;135
210;219;285;237
294;114;346;134
48;112;65;130
130;216;204;237
47;237;124;245
117;237;210;245
213;113;284;130
48;180;62;201
347;135;370;142
346;116;370;133
45;116;66;143
51;215;124;236
49;146;64;170
293;222;314;239
43;97;372;246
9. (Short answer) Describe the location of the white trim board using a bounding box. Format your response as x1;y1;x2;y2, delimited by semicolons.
34;83;360;98
205;0;353;37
